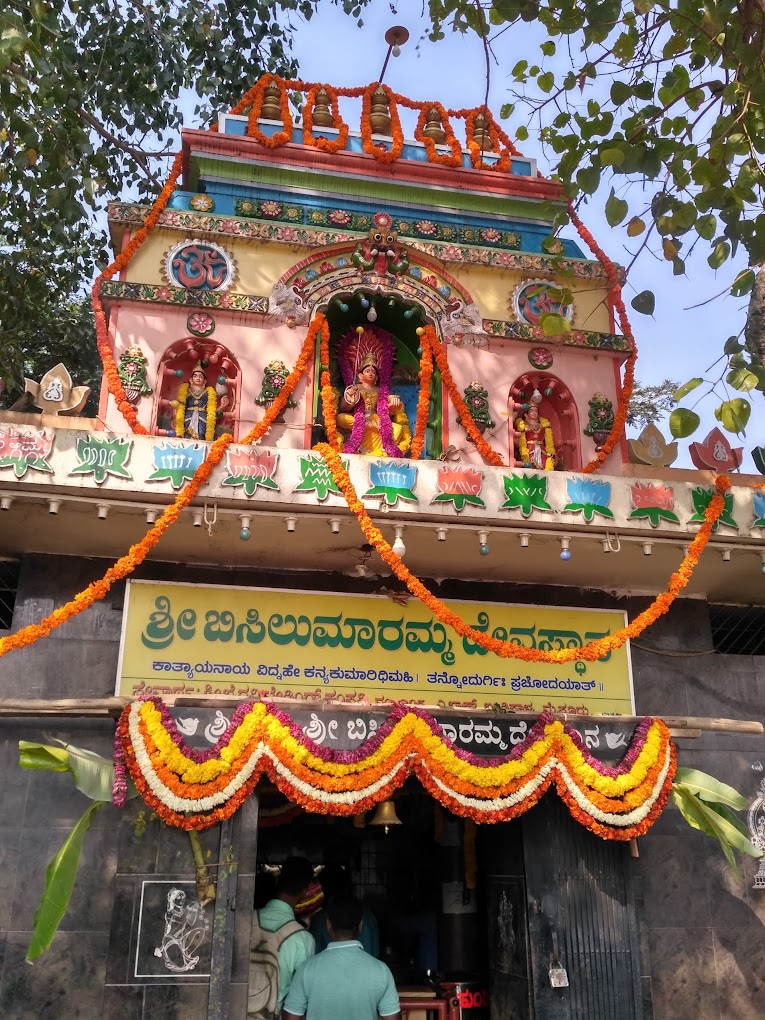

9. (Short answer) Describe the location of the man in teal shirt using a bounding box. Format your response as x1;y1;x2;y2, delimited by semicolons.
310;863;380;958
257;856;315;1015
283;896;401;1020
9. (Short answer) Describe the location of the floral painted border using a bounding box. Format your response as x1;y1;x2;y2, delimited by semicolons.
234;197;522;250
483;318;632;354
100;280;269;313
108;203;615;279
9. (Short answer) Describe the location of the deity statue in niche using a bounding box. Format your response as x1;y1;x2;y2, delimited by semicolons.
515;389;557;470
335;326;412;457
171;362;229;441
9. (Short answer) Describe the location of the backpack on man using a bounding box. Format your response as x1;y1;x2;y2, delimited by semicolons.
247;912;304;1020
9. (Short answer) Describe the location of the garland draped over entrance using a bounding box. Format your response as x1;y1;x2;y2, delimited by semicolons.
114;699;676;841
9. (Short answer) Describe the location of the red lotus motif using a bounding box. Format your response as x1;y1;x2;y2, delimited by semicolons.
227;448;278;479
0;425;54;461
630;481;674;511
437;465;483;496
689;427;742;471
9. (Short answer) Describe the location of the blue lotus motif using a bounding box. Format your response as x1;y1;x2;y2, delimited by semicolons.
370;461;416;492
365;461;418;507
147;441;206;490
753;490;765;527
563;477;613;522
567;478;610;506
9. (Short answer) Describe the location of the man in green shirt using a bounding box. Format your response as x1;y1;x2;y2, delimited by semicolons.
256;856;315;1016
283;895;401;1020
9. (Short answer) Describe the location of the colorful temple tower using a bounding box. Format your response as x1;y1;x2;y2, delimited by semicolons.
0;76;764;1020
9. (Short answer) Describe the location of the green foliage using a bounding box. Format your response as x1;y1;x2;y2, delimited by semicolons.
669;407;701;438
0;0;344;375
626;378;677;427
630;290;655;315
424;0;765;417
672;768;762;870
19;741;138;961
0;294;101;414
25;800;106;962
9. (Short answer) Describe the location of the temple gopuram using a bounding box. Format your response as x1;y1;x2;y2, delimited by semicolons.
1;74;764;1020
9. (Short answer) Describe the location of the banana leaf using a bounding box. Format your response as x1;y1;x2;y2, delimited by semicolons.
26;800;106;963
19;741;140;961
19;740;137;802
672;783;762;870
673;767;748;810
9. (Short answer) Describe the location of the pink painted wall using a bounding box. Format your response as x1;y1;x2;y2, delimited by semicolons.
442;340;625;474
101;304;313;446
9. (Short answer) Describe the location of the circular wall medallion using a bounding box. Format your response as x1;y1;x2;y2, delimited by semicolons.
189;193;215;212
513;279;574;327
164;239;236;291
187;312;216;337
528;346;554;369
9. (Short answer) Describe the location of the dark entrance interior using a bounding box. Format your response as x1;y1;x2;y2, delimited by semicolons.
254;784;643;1020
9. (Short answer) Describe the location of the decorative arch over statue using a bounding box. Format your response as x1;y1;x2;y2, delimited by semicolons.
509;370;581;471
267;218;486;348
153;338;241;441
317;290;443;460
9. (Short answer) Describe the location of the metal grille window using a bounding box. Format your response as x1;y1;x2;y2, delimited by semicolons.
0;559;19;630
709;604;765;656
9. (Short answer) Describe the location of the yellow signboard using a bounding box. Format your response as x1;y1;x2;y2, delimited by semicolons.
116;581;634;715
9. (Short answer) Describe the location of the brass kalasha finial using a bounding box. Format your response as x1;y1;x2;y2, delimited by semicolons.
312;86;334;127
369;86;392;135
422;106;447;144
472;111;491;151
261;82;282;120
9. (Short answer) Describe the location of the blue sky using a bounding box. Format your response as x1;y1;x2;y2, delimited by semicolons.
282;1;764;472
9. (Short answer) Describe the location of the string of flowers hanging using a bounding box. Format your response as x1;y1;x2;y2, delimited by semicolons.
114;698;676;841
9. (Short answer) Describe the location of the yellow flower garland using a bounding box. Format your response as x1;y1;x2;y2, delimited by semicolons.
118;700;676;842
174;383;217;442
516;416;556;470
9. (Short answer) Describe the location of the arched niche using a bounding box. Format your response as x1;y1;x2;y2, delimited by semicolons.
508;371;581;470
315;290;444;460
153;337;241;440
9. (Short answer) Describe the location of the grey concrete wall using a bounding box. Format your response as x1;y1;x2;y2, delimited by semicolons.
629;597;765;1020
1;555;764;1019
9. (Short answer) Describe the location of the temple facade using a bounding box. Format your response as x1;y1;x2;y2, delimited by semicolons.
0;78;764;1020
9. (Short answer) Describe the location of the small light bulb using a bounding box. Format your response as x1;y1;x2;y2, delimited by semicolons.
367;306;378;322
560;549;571;561
240;528;250;541
480;544;490;556
392;43;401;57
392;526;406;557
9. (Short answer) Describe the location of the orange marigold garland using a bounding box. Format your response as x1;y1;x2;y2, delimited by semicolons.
315;443;729;664
302;84;349;154
567;198;636;474
360;83;404;165
92;150;183;434
421;329;504;467
413;102;462;168
410;326;435;459
246;74;293;147
0;316;323;658
116;699;676;841
317;316;342;450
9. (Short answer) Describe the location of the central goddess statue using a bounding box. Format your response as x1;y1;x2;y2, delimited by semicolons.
335;326;412;457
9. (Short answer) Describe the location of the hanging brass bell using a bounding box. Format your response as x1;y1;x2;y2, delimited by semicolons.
368;799;402;834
